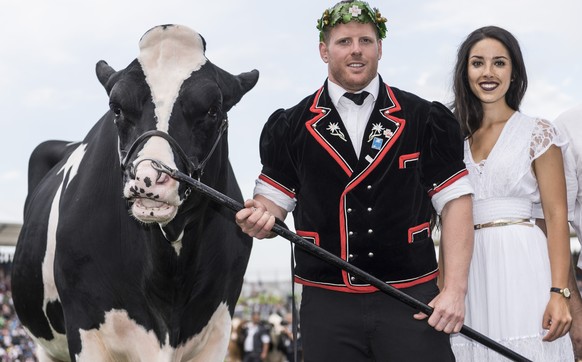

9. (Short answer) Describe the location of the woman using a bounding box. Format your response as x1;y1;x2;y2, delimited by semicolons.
450;26;574;361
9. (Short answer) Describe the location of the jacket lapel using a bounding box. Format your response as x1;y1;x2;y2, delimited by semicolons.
347;83;405;190
305;85;359;177
305;80;405;182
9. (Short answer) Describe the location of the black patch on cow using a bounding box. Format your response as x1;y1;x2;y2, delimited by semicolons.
144;177;152;187
46;300;66;334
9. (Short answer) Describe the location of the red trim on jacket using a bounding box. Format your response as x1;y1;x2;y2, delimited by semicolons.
339;84;406;292
258;174;296;198
305;87;353;177
296;230;320;246
399;152;420;169
294;270;439;292
428;169;469;197
408;222;431;244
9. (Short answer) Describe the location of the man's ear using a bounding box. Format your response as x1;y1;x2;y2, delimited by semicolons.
319;42;329;63
378;39;383;60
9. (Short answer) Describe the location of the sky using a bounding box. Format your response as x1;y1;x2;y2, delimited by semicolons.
1;0;581;281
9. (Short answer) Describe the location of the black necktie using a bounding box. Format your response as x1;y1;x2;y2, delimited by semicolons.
344;91;369;106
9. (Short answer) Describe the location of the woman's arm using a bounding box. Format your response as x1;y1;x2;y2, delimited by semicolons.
534;144;573;341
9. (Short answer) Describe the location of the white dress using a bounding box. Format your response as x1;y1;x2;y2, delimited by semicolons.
451;112;574;361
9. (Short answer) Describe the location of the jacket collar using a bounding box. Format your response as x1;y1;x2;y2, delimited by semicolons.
305;75;404;180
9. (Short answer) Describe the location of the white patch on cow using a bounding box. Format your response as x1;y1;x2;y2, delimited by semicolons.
125;25;207;225
77;303;232;362
161;229;184;255
39;143;88;361
138;24;207;133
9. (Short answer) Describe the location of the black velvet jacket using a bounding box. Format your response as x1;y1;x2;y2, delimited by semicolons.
259;77;467;293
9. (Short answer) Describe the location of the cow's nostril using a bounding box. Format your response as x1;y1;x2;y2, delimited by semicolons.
157;172;169;184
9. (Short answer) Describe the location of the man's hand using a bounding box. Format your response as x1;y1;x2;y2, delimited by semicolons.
235;195;287;239
413;286;466;334
235;199;277;239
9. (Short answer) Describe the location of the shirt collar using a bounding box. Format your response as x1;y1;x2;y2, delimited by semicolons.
327;74;380;108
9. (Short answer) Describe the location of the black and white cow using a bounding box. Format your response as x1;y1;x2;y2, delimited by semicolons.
12;24;257;361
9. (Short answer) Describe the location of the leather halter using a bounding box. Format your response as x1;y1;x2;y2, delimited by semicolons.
120;118;228;186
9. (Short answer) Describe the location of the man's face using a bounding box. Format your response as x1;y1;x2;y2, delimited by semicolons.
319;22;382;92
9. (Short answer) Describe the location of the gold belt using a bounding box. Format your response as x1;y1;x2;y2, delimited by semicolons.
474;218;533;230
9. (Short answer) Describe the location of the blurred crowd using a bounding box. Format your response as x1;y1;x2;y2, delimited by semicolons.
1;260;578;361
226;306;303;362
0;264;37;361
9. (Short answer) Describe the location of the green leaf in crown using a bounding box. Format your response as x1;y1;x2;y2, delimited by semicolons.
316;1;388;42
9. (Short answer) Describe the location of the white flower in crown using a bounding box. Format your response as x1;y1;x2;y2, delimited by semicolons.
384;129;394;138
348;5;362;17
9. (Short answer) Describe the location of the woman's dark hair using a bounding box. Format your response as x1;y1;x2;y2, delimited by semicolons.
452;26;528;137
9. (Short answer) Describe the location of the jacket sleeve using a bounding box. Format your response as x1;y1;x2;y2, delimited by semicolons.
258;108;300;198
419;101;469;198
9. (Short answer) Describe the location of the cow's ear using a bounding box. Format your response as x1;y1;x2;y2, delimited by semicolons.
96;60;117;94
218;68;259;112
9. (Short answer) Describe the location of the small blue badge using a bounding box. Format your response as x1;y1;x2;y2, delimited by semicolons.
372;137;383;150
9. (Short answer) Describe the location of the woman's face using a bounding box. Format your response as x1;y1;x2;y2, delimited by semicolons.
467;38;513;107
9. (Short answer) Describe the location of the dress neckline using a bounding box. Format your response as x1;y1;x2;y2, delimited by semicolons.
466;111;518;166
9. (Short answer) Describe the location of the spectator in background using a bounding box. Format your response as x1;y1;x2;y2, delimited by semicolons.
0;264;37;361
553;103;582;359
240;312;271;362
277;313;302;362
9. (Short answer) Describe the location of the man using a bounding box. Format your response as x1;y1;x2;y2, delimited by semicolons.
553;103;582;359
240;312;271;362
277;312;302;362
235;1;474;360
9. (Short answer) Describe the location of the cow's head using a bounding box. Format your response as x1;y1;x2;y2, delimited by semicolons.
96;24;258;231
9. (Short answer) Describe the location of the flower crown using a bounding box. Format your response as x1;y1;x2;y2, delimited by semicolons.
316;1;387;42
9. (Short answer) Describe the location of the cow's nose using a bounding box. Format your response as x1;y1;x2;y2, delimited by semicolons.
133;159;171;186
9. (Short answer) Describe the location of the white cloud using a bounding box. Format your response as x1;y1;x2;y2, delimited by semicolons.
0;171;22;181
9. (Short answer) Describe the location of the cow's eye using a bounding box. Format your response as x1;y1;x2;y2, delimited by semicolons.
110;103;122;117
207;106;218;118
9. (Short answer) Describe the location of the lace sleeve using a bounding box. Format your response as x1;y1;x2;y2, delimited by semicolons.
529;118;566;160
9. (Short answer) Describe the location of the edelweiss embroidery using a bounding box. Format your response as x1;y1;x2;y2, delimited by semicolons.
327;122;347;142
368;123;385;142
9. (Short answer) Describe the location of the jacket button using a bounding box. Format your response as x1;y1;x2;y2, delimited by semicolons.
368;252;374;258
367;207;373;212
348;254;354;259
347;208;352;213
350;276;356;282
368;229;373;234
367;185;372;190
348;231;354;236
